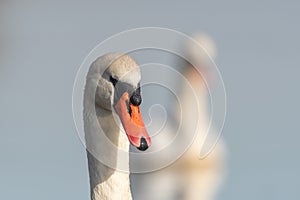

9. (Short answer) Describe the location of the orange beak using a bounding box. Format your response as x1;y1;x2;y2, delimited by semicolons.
114;92;151;151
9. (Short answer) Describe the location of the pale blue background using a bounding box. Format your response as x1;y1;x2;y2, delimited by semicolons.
1;1;299;199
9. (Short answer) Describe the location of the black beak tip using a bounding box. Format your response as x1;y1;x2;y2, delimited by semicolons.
137;137;148;151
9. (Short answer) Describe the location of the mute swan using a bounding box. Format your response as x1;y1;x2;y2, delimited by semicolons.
84;53;151;200
175;34;226;200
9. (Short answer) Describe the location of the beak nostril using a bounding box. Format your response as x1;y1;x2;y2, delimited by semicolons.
137;137;148;151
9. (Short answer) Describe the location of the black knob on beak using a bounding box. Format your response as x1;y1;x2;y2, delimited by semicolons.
130;87;142;106
130;93;142;106
137;137;148;151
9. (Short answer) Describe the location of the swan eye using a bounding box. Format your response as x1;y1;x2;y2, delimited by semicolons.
109;76;118;87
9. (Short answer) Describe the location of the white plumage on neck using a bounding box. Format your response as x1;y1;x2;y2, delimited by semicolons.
85;105;132;200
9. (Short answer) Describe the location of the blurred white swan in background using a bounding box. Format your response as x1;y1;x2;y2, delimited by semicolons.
174;34;227;200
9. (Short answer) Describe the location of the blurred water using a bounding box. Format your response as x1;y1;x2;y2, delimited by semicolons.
0;1;300;199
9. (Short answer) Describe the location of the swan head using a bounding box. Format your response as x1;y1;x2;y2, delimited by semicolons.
91;53;151;151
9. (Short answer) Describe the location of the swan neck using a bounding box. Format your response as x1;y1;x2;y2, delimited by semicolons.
85;105;132;200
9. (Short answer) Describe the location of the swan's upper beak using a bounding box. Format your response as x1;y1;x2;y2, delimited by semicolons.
114;92;151;151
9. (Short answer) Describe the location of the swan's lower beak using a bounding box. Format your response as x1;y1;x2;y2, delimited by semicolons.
114;92;151;151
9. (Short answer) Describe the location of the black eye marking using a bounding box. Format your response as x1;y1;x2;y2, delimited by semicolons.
125;99;132;116
109;76;118;87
